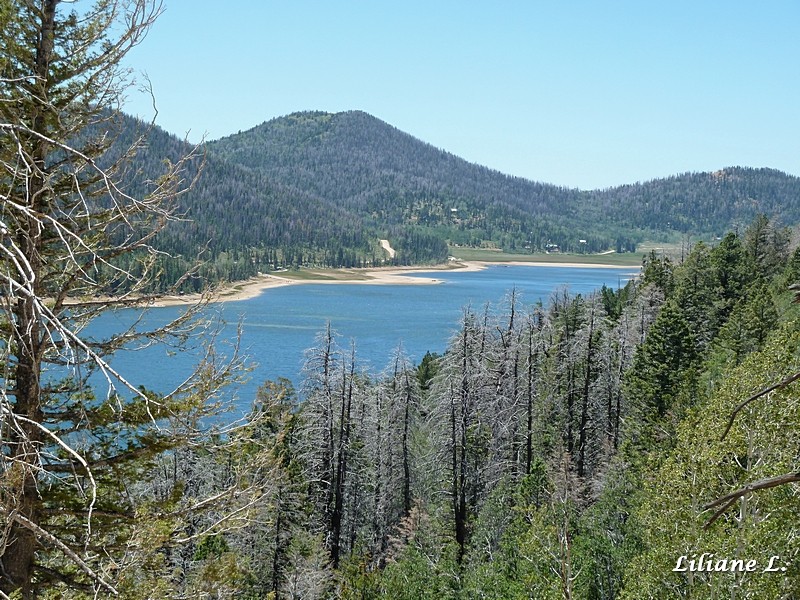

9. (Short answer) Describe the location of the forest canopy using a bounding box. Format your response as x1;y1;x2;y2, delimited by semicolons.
88;215;798;599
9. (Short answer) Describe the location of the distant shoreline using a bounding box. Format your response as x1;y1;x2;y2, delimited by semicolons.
149;260;640;308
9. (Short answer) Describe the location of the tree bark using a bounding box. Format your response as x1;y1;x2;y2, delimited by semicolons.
1;2;57;594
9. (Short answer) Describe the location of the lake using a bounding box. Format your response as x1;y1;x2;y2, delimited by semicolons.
87;264;638;410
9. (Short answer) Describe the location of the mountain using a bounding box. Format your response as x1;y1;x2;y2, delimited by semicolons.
109;110;800;289
206;110;800;251
207;110;593;252
590;167;800;233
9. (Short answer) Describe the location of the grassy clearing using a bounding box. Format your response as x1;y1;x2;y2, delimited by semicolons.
273;269;374;282
269;246;650;283
448;246;644;266
636;240;686;258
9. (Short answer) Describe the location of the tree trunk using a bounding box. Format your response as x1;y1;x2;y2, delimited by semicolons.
1;2;56;594
329;347;355;568
401;371;412;516
577;302;596;479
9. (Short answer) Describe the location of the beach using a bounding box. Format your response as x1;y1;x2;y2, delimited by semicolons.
149;260;639;307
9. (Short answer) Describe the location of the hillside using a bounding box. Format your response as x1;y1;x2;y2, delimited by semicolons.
589;167;800;233
207;111;608;255
111;110;800;289
209;110;800;242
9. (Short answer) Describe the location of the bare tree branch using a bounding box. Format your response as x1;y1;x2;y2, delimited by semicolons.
9;511;118;595
719;370;800;441
0;2;243;595
703;471;800;529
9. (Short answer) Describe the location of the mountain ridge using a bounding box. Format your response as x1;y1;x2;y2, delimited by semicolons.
211;110;796;194
113;109;800;289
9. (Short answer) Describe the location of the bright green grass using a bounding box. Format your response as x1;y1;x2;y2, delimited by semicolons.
448;246;644;266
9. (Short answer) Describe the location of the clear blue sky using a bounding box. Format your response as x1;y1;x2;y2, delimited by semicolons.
122;1;800;190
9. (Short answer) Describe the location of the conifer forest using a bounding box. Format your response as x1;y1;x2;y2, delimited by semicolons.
1;1;800;598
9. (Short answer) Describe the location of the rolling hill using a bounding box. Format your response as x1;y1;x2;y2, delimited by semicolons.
112;110;800;289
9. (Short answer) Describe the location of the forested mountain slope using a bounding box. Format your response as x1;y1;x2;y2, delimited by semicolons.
105;115;379;289
208;110;588;253
589;167;800;233
209;110;800;243
107;217;800;598
114;111;800;289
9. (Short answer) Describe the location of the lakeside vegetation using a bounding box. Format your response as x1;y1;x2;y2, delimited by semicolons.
447;246;646;266
151;217;798;599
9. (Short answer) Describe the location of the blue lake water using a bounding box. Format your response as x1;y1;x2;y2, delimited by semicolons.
86;264;638;410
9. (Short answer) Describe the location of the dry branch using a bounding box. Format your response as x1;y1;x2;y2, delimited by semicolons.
719;370;800;441
703;471;800;528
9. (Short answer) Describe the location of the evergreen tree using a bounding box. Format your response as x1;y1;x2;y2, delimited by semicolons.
743;213;790;278
624;299;698;434
0;1;238;595
620;321;800;599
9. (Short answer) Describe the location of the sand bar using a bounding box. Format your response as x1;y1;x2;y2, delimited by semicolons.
148;260;639;307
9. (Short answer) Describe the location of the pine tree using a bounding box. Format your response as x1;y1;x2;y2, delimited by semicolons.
0;1;238;595
624;300;698;430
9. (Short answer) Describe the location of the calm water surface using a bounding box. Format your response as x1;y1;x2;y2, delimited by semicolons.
88;264;638;409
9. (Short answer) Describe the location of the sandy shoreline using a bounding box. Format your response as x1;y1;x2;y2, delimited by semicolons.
150;260;639;307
